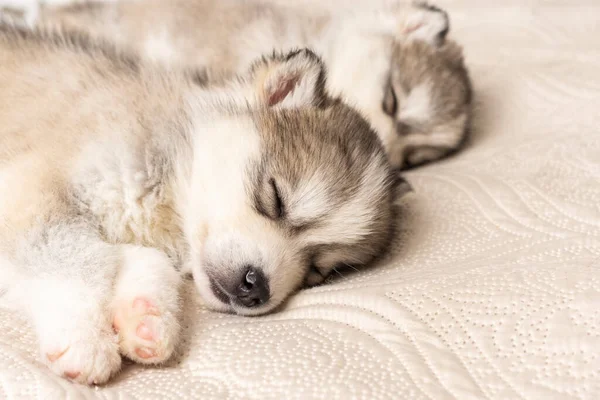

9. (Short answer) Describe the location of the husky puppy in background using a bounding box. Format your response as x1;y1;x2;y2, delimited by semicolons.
0;23;406;383
25;0;473;169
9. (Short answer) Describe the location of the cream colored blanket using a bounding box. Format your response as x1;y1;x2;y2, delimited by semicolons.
1;0;599;398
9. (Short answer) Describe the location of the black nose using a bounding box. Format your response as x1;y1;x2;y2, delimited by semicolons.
234;267;270;308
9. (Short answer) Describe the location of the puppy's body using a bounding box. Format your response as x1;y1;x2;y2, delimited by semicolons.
0;25;401;383
0;25;188;383
35;0;473;169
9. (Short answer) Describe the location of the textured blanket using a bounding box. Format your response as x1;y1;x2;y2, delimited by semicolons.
0;0;599;398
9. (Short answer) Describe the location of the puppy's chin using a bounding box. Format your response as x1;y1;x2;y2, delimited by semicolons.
230;301;276;317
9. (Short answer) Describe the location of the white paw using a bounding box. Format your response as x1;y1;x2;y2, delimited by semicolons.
113;296;179;364
27;277;122;385
40;326;121;385
112;246;181;364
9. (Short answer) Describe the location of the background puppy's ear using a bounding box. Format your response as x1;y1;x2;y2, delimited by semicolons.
251;49;327;109
400;2;450;46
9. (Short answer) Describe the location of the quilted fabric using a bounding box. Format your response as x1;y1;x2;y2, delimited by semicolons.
1;0;599;398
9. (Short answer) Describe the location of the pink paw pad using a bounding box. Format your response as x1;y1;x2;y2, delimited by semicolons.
135;347;156;359
113;296;172;364
136;322;154;341
64;371;81;380
46;347;68;363
132;298;159;315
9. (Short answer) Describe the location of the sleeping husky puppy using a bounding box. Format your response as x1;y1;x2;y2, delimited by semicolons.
0;25;405;383
19;0;473;170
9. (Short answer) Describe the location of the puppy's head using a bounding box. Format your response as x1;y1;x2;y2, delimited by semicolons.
384;3;472;169
184;50;407;315
328;2;472;169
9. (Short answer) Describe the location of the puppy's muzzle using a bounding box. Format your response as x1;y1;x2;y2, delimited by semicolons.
209;266;270;308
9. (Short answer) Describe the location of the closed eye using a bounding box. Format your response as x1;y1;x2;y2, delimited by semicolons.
309;264;326;277
382;83;398;117
269;178;285;219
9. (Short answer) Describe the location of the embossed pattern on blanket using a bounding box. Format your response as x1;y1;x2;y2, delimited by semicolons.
0;0;599;399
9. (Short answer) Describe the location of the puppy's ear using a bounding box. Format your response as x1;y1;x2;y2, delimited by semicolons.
400;2;450;46
250;49;327;109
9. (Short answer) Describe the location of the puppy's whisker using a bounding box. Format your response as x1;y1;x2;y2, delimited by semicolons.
332;267;346;279
342;262;360;273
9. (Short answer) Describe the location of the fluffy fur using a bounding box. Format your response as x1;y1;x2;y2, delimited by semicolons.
0;24;404;383
13;0;473;169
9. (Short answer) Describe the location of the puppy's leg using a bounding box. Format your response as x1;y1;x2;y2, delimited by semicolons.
111;246;181;364
9;220;122;385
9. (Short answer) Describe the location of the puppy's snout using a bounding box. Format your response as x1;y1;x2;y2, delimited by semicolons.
234;267;270;308
208;265;270;308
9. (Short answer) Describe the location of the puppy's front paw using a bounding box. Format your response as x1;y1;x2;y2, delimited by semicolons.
113;296;179;364
112;246;181;364
40;325;121;385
